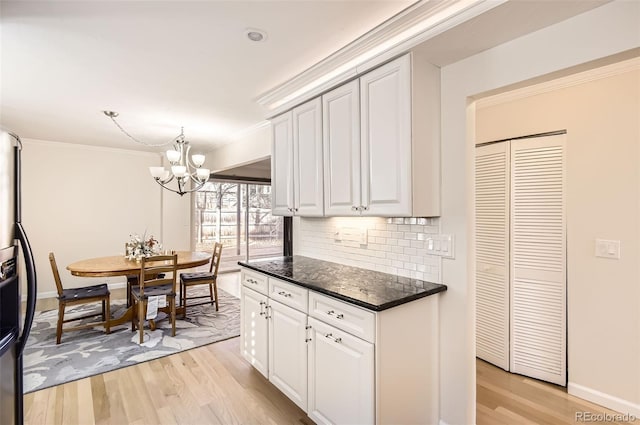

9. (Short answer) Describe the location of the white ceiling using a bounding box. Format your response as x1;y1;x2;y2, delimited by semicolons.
0;0;611;158
0;0;414;152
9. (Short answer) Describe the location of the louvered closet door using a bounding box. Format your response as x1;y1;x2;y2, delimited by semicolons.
475;142;510;370
510;134;566;386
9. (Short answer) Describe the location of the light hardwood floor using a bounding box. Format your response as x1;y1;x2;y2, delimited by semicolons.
477;359;640;425
24;274;638;424
23;273;312;425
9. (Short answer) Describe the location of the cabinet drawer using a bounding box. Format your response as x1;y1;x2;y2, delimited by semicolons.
241;268;268;295
269;277;308;313
308;292;375;343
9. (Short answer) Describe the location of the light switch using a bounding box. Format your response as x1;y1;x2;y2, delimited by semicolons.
334;228;342;242
595;239;621;259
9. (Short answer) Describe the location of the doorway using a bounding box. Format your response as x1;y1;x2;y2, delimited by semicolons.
475;133;567;386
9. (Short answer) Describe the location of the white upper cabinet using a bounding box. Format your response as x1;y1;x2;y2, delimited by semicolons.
273;51;440;217
271;111;294;216
293;98;324;216
360;55;412;216
272;98;324;216
322;80;361;216
323;52;440;217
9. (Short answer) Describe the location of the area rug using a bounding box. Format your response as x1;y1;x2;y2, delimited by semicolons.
23;288;240;393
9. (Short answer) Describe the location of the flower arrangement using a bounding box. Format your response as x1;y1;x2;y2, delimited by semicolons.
125;232;162;261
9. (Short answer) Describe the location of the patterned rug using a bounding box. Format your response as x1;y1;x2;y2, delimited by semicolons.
23;288;240;393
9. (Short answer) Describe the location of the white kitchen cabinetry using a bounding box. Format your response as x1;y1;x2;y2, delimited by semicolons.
307;317;374;425
240;286;269;378
322;80;361;216
268;299;309;411
322;52;441;217
271;111;293;216
240;266;441;424
272;98;324;216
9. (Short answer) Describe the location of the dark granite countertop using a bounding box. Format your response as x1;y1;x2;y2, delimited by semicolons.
238;256;447;312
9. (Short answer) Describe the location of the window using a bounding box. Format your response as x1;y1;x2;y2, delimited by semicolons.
193;181;283;272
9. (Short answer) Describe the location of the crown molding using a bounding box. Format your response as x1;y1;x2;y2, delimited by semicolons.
258;0;505;118
475;55;640;109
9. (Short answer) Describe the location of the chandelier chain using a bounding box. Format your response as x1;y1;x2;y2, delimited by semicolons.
105;113;180;147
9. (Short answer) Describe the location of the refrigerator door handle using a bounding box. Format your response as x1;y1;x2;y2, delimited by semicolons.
15;222;37;355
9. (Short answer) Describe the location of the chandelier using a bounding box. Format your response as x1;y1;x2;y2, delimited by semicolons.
103;111;210;196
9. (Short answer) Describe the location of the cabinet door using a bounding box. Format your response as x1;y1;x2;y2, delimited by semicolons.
322;80;361;216
360;54;412;216
268;299;308;411
240;286;269;378
271;111;294;216
307;317;374;425
293;98;324;216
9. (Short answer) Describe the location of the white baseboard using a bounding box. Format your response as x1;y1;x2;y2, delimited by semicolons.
22;282;127;302
439;420;450;425
568;382;640;417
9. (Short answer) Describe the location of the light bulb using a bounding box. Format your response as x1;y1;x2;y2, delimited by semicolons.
171;165;187;178
166;150;181;163
149;166;166;178
192;154;205;167
196;168;210;180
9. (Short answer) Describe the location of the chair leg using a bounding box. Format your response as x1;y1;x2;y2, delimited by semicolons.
209;282;214;305
131;299;136;332
213;279;219;312
181;282;187;319
171;296;176;337
138;300;145;344
56;302;65;344
105;295;111;335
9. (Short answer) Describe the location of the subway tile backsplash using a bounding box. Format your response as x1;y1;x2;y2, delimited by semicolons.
297;217;442;283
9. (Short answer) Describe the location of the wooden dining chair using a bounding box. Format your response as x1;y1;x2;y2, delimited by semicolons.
180;243;223;317
130;253;178;343
123;244;165;307
48;252;111;344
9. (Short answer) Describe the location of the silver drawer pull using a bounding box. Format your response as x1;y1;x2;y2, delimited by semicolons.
277;291;292;298
336;313;344;319
247;278;258;284
325;333;342;343
327;310;335;316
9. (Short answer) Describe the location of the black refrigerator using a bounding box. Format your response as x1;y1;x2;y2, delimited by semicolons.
0;131;37;425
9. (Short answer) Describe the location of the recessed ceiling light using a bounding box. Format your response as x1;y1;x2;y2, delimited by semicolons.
245;28;267;42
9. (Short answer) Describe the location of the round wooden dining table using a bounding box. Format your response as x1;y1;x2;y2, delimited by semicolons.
67;250;210;277
66;251;211;327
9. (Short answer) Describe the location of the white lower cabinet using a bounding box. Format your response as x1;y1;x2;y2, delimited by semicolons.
307;317;374;425
268;299;308;411
240;266;440;425
240;286;269;378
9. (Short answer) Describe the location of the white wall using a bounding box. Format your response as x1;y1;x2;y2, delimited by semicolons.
20;138;176;296
207;123;271;173
439;1;640;424
476;65;640;414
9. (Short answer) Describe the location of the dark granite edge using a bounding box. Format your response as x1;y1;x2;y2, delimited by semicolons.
238;260;447;312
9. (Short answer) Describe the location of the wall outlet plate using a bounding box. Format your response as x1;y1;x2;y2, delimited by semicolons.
595;239;620;259
425;234;455;259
